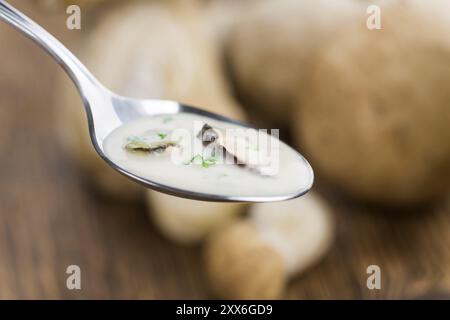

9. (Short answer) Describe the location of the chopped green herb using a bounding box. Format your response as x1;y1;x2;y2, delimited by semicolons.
184;154;203;165
158;133;168;139
202;155;218;168
184;154;218;168
162;116;173;123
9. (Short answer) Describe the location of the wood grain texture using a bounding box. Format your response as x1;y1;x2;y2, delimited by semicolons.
0;1;449;299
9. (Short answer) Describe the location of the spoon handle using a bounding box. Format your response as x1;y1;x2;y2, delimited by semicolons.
0;0;101;94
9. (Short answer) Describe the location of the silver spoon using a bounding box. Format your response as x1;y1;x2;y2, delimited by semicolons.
0;0;313;202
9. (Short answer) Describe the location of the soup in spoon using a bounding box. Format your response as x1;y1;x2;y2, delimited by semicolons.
103;113;313;200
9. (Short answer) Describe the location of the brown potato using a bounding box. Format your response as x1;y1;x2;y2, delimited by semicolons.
204;0;272;49
295;1;450;205
204;221;286;299
226;0;361;128
204;192;333;299
147;192;244;245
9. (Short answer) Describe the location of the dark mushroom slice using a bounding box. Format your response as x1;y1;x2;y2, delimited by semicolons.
197;123;220;146
196;124;272;175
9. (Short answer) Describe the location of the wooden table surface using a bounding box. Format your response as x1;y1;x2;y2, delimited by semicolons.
1;1;449;299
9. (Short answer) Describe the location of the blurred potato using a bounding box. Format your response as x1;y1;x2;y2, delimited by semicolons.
295;1;450;205
147;192;244;245
204;192;334;299
57;1;246;240
226;0;362;128
204;221;286;299
204;0;272;49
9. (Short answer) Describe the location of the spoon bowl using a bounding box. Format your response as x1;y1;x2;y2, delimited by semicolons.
0;0;313;202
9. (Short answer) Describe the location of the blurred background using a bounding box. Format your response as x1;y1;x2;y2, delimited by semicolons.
0;0;450;299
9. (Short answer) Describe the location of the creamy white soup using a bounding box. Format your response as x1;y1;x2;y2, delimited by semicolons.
103;113;312;198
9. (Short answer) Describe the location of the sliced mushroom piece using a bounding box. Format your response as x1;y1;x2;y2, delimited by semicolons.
125;136;178;153
196;123;273;175
197;124;220;146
